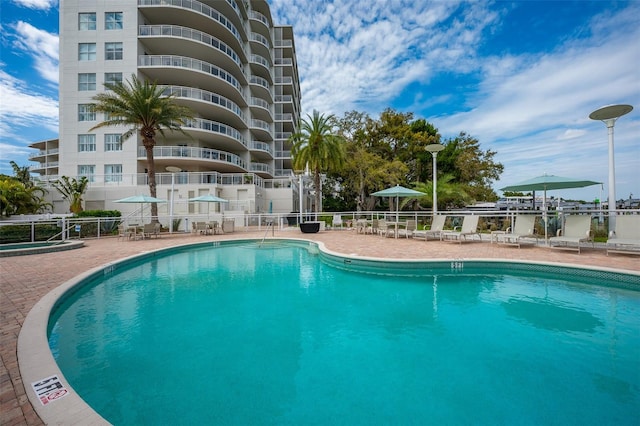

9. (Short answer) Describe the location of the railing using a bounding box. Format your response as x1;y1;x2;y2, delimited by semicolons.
139;55;243;93
138;0;244;45
250;141;272;154
145;145;246;169
139;24;243;69
163;85;244;121
183;118;247;146
274;76;293;84
29;148;59;159
250;54;271;68
250;32;270;48
250;162;273;174
249;75;270;89
249;10;270;27
250;119;271;132
3;210;627;244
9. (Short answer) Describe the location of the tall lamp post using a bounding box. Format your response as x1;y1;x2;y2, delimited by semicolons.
166;166;181;233
589;104;633;235
426;144;445;214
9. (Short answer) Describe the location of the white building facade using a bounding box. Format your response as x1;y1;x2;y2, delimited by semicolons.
32;0;303;222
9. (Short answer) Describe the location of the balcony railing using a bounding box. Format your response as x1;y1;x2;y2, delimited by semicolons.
249;10;270;27
274;95;292;102
139;55;243;94
274;40;293;48
250;119;271;132
142;145;246;169
250;97;269;110
274;76;293;85
275;113;293;122
140;25;243;70
250;162;273;174
250;54;271;69
274;58;292;66
250;32;270;48
138;0;244;46
29;148;59;159
184;118;247;146
163;85;244;121
250;141;272;154
249;75;270;89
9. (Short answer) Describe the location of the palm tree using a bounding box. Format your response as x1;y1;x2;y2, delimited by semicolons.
52;176;89;214
290;110;346;213
90;74;195;220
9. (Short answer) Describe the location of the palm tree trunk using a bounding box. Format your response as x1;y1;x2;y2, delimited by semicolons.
314;169;321;213
144;139;159;222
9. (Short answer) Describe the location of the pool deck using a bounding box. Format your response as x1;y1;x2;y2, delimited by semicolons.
2;228;639;425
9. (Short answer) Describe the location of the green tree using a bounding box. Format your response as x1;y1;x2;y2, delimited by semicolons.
290;110;346;213
405;174;472;211
52;176;89;214
90;74;195;220
10;160;33;188
0;178;50;217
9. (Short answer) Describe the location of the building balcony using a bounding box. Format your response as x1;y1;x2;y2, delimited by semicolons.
139;25;245;74
250;162;273;176
138;0;244;48
141;146;247;172
163;85;245;128
182;118;247;149
139;55;245;104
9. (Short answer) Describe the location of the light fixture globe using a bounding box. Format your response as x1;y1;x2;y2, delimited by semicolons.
589;104;633;121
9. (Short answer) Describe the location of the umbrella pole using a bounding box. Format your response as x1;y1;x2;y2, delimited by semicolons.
543;189;548;245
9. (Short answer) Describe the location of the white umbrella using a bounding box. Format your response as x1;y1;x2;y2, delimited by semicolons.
115;195;166;224
188;194;228;220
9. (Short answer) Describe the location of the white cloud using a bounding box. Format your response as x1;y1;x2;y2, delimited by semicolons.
11;0;57;10
11;21;59;83
0;69;58;143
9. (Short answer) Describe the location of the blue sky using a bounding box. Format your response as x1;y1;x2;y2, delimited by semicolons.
1;0;639;202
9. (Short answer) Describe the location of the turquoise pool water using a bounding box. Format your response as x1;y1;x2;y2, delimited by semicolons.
48;242;640;425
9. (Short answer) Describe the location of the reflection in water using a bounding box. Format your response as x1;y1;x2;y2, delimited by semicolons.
502;297;603;332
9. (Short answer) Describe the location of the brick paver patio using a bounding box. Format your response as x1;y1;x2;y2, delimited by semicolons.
2;229;638;425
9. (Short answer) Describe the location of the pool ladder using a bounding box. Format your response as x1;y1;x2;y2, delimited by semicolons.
259;220;275;247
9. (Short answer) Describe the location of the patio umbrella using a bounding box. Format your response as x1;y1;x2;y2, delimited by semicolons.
372;184;426;221
500;174;601;243
115;195;167;224
188;194;228;220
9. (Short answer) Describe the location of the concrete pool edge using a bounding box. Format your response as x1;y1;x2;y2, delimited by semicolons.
17;237;640;425
0;240;84;257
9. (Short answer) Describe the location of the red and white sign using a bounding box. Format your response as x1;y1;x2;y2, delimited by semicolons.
31;375;70;406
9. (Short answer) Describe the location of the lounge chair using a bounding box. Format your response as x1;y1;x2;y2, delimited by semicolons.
549;215;592;253
440;215;480;243
495;215;537;248
413;215;447;241
606;215;640;256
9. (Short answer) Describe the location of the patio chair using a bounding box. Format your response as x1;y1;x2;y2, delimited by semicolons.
117;224;133;241
495;215;537;248
606;215;640;256
332;214;344;229
413;215;447;241
143;223;161;239
440;215;480;243
549;215;592;253
398;220;417;238
367;219;379;235
377;219;394;238
195;221;208;235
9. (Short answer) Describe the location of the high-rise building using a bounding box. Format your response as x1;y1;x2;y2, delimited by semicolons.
32;0;302;218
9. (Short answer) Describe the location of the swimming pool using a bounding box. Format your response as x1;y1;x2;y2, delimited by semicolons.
41;241;640;424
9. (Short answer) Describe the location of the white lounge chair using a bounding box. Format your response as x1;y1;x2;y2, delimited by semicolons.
496;215;537;248
440;215;480;243
413;215;447;241
606;215;640;256
549;215;592;253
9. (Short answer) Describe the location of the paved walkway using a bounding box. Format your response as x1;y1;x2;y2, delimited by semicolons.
2;229;639;425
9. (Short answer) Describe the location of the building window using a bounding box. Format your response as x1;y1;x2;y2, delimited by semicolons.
105;164;123;182
78;13;96;30
78;134;96;152
78;73;96;91
78;43;96;61
105;42;123;60
78;165;95;182
104;134;122;151
104;72;123;89
78;104;96;121
105;12;123;30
